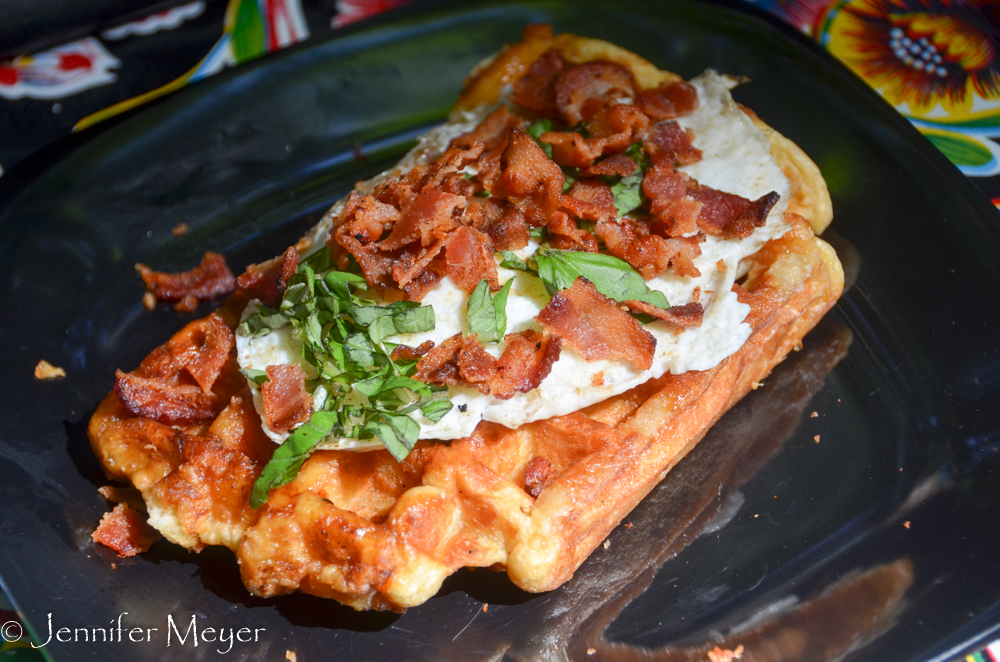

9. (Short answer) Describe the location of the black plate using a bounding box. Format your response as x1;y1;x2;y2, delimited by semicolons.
2;1;1000;660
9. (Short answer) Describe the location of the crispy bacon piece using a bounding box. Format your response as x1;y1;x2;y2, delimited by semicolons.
329;193;401;291
643;121;702;166
415;330;560;398
596;217;704;279
635;80;699;121
235;246;299;307
583;153;637;178
414;334;465;387
392;239;447;290
498;129;564;227
548;210;599;252
536;277;655;370
445;225;499;293
380;187;464;251
565;180;618;222
689;186;781;239
92;503;161;557
115;371;220;425
114;313;233;424
452;107;525;152
481;201;530;251
510;49;565;116
491;329;561;399
561;180;617;225
541;104;648;169
584;103;649;152
554;61;636;125
523;455;555;498
539;130;604;169
643;163;778;240
390;341;435;361
137;251;235;303
261;364;313;434
423;143;485;190
624;300;704;327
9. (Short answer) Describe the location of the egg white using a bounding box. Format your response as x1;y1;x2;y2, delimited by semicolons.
236;70;791;449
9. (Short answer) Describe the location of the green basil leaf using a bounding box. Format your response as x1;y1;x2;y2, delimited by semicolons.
250;411;338;508
534;248;670;310
368;315;397;346
348;304;393;327
344;333;375;367
499;250;537;276
299;247;334;273
421;398;453;423
493;278;513;339
324;271;366;300
354;375;385;397
239;368;269;387
391;305;435;334
466;279;498;342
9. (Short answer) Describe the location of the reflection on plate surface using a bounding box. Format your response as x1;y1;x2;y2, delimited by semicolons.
1;1;1000;661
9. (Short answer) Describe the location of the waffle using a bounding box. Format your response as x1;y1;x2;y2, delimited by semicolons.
89;29;844;612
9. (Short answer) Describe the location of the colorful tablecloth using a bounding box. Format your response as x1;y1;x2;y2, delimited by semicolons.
1;1;998;660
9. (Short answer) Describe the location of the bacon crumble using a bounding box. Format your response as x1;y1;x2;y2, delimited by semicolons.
92;503;161;558
261;364;313;434
235;246;300;307
536;277;655;370
414;331;561;398
114;313;234;425
137;251;235;304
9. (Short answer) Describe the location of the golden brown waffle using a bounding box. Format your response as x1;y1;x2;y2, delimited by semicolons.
89;29;844;612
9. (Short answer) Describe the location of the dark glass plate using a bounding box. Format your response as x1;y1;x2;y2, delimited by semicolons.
2;1;999;660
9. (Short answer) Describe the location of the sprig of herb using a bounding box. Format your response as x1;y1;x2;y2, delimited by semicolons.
466;278;514;343
242;247;452;507
505;247;669;311
609;142;652;217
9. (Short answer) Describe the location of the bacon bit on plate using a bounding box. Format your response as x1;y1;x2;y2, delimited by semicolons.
285;651;298;662
136;251;235;304
171;222;189;237
523;455;554;498
707;645;744;662
536;277;655;370
261;364;313;434
114;313;233;425
142;291;157;311
415;330;560;398
92;503;161;558
635;80;700;121
235;245;300;308
34;359;66;380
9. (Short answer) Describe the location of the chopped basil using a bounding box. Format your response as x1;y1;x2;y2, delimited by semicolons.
534;248;670;310
499;250;537;275
466;278;514;343
250;411;338;508
243;260;450;506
